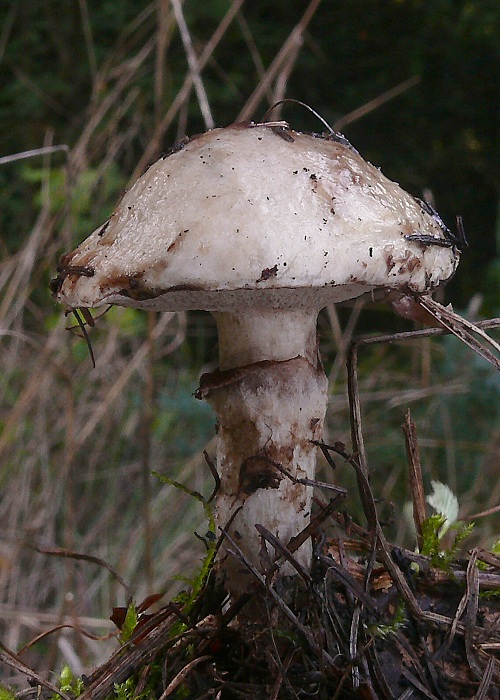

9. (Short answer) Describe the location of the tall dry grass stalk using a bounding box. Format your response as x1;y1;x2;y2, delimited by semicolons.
0;0;498;686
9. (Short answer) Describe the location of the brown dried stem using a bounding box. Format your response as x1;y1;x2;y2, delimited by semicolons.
402;408;426;549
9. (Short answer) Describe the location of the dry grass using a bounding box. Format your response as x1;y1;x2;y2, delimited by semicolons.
0;0;498;689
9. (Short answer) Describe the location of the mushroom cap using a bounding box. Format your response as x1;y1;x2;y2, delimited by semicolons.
52;123;459;312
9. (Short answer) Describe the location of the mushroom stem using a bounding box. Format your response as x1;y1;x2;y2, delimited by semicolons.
200;309;328;596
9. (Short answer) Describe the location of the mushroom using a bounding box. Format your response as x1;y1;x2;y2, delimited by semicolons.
51;121;459;597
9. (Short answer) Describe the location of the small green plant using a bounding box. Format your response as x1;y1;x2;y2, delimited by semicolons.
95;478;217;700
421;514;475;571
0;685;16;700
102;474;218;700
153;472;217;622
111;475;216;651
369;599;406;639
405;481;475;572
420;512;449;558
419;481;475;570
51;665;84;698
118;602;140;644
488;538;500;556
113;676;155;700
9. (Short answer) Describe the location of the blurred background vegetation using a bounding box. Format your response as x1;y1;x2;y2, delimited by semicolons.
0;0;498;685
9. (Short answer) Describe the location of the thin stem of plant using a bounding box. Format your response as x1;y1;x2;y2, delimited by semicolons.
170;0;214;130
133;0;246;179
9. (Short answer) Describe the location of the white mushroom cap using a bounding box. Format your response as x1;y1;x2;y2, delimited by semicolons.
52;123;459;311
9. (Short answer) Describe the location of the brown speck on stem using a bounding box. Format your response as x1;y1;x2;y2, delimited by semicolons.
256;264;278;283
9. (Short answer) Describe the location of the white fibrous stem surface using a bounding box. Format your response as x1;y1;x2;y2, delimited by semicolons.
200;309;328;596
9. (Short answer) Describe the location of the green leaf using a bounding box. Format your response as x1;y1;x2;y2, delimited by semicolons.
119;602;139;644
421;513;447;558
0;686;16;700
489;538;500;556
49;665;85;698
421;513;474;571
368;599;406;639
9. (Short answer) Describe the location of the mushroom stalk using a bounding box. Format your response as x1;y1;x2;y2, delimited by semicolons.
198;309;328;595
